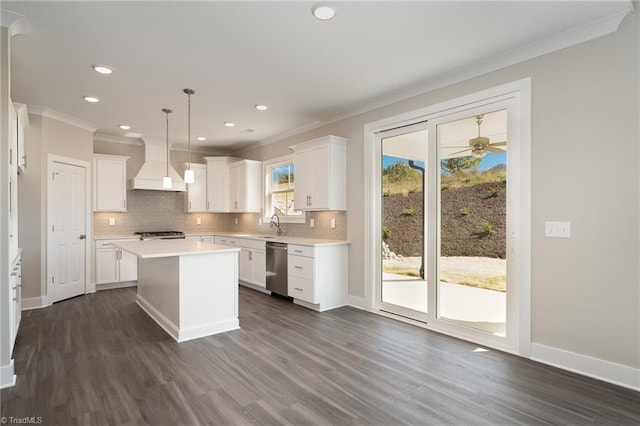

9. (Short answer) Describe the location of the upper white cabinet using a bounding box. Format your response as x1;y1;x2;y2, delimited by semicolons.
290;135;347;211
14;103;28;173
184;163;207;212
93;154;129;212
204;157;239;212
228;159;262;213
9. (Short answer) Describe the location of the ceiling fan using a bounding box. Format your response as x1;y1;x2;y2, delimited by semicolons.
448;114;507;158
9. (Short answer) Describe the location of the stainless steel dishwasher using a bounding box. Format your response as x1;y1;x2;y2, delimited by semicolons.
266;242;288;296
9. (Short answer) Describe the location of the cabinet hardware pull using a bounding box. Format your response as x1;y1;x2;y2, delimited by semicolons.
12;298;17;302
123;200;126;209
294;287;303;291
294;266;302;269
294;250;302;253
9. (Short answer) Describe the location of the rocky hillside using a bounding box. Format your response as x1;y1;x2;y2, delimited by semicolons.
383;181;506;258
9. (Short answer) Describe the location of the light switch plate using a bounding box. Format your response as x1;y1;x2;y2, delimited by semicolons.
310;218;315;228
109;218;115;226
196;217;201;225
330;218;336;229
545;221;571;238
235;218;238;225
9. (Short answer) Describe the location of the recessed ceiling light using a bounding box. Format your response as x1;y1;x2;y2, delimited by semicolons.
224;122;235;127
255;104;268;111
312;3;337;20
83;96;100;103
196;136;206;141
92;64;113;75
119;124;130;130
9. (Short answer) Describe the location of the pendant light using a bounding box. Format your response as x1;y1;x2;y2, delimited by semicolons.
162;108;173;189
183;88;195;184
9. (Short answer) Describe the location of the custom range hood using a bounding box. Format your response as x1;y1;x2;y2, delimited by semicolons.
128;141;186;191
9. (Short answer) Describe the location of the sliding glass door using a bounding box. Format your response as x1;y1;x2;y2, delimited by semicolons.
376;100;519;350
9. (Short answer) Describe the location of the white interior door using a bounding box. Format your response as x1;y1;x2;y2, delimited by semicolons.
48;160;87;303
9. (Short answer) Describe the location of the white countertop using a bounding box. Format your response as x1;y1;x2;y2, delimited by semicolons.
96;232;348;247
203;232;349;247
112;239;240;259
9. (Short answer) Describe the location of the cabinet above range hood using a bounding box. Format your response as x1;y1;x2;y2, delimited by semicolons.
128;141;186;192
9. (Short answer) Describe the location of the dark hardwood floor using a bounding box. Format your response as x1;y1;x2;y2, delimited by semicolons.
2;287;638;425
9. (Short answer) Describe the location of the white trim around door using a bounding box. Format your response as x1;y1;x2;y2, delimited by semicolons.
364;78;531;357
46;154;93;305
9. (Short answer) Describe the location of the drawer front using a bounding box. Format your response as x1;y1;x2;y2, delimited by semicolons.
288;255;314;279
288;276;315;303
215;236;239;246
288;244;314;257
236;238;266;250
96;240;116;249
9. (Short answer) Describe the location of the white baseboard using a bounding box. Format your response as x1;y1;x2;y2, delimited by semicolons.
346;294;367;310
21;296;49;311
136;294;239;343
531;343;640;391
96;281;137;291
0;360;16;389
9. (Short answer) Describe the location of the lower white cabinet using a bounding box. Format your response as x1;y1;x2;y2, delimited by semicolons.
95;240;138;285
288;243;348;311
237;239;266;288
187;235;216;244
9;253;22;354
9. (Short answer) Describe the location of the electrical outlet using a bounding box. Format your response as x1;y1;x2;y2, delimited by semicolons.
545;221;571;238
235;218;238;225
108;218;115;226
310;218;315;228
258;218;262;226
196;217;201;225
330;218;336;229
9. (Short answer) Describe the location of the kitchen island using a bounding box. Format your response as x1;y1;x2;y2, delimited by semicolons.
112;239;240;342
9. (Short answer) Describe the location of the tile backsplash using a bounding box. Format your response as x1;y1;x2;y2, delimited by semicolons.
94;190;347;240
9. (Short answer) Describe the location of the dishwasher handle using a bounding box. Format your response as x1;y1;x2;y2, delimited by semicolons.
266;242;288;251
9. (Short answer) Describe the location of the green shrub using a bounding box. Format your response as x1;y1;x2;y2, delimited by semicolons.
401;208;418;217
383;226;392;239
441;184;450;190
460;207;470;216
488;187;502;198
382;190;391;197
479;222;495;236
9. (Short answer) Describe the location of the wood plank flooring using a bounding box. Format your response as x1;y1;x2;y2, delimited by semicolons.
2;287;639;425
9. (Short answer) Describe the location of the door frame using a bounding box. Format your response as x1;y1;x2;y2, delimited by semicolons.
46;154;93;305
364;78;531;356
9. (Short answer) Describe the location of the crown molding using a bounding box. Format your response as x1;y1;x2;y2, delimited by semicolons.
1;9;28;37
257;6;633;148
27;106;98;133
94;133;142;146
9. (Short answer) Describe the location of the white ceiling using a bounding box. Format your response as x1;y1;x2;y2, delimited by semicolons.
3;1;633;152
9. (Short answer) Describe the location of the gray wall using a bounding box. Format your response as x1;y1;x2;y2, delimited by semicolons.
236;15;640;368
18;115;94;299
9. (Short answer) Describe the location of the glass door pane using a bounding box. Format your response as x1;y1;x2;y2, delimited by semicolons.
381;127;428;316
436;110;508;335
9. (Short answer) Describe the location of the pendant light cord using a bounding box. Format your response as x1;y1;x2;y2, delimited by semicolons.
162;108;172;177
184;89;195;171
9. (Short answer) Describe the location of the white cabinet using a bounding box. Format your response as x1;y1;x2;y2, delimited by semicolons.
187;235;216;244
93;154;129;212
95;239;138;285
184;163;207;212
237;238;266;288
204;157;239;212
9;253;21;354
228;160;262;213
290;135;347;211
287;243;348;311
14;103;28;173
215;236;265;288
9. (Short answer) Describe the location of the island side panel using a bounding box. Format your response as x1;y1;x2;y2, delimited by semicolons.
136;256;181;339
177;251;240;342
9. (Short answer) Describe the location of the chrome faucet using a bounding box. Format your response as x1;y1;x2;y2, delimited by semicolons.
270;214;285;236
